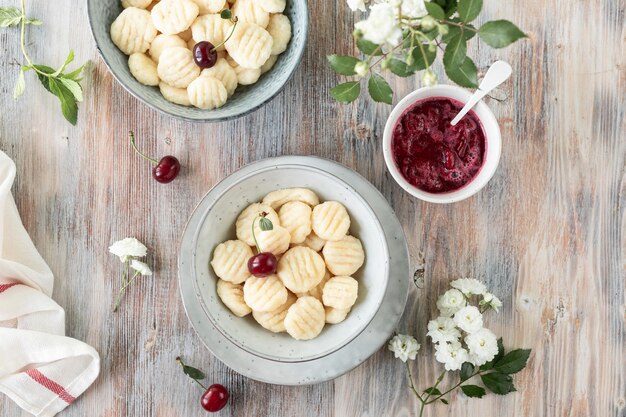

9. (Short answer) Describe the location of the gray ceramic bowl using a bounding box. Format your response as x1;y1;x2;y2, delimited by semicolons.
87;1;308;122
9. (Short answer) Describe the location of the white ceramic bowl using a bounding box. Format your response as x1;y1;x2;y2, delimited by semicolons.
180;159;389;363
383;85;502;203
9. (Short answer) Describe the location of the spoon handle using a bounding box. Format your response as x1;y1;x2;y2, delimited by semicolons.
450;60;512;126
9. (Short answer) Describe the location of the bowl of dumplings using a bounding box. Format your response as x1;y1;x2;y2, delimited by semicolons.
87;0;308;121
179;158;391;363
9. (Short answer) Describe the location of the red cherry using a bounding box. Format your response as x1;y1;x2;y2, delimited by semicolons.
201;384;229;412
247;252;277;277
153;155;180;183
193;41;218;69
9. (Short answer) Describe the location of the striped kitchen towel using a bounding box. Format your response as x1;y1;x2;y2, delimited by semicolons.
0;150;100;417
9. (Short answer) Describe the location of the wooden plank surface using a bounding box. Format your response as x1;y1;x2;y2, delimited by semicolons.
1;0;624;416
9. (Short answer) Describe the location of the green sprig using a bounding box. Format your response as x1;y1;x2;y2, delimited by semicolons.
2;1;87;125
328;0;527;104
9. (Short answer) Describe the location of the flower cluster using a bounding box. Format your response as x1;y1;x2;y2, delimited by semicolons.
328;0;527;104
109;237;153;312
429;278;501;370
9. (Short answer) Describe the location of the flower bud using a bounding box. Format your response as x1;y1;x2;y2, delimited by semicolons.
422;69;437;87
354;61;369;77
428;43;437;53
380;57;391;70
353;28;363;39
420;16;436;31
437;24;449;36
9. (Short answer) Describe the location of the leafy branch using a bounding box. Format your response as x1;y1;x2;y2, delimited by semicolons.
408;339;531;417
1;0;87;125
329;0;527;104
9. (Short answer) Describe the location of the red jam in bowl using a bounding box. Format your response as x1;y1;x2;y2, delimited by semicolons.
391;97;486;193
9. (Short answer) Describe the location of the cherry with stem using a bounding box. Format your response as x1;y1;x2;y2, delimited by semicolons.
176;357;229;413
247;212;278;277
192;13;239;69
129;131;180;184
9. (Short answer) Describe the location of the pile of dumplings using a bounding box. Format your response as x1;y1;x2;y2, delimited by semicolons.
210;188;366;341
110;0;292;109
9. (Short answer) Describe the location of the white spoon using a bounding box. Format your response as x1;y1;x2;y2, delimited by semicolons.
450;60;512;126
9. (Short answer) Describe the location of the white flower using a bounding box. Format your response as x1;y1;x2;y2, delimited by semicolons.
354;61;369;77
453;306;484;334
427;316;461;344
130;260;153;276
390;0;428;18
109;238;148;262
450;278;487;296
388;334;420;362
347;0;367;11
436;288;466;317
355;3;402;46
480;292;503;312
434;340;469;371
465;328;498;366
422;69;437;87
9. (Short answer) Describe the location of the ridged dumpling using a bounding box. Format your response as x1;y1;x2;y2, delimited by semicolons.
157;47;200;88
243;275;288;312
191;14;234;52
225;22;273;69
149;34;187;63
210;240;253;284
189;0;226;14
262;188;320;210
312;201;350;241
277;247;326;293
217;280;251;317
322;235;365;276
128;53;159;86
187;75;228;109
235;203;280;246
255;226;291;256
325;306;350;324
252;292;297;332
278;201;312;244
151;0;199;34
293;231;326;252
258;0;286;13
110;7;157;55
231;0;270;28
159;82;191;106
284;296;325;340
201;59;238;96
266;14;291;55
322;276;358;310
226;56;261;85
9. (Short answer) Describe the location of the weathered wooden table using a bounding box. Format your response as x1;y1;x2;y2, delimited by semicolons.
1;0;624;416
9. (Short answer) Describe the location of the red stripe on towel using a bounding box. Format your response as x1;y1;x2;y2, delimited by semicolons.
25;369;76;404
0;283;20;293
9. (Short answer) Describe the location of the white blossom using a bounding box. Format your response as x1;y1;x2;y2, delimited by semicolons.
354;61;369;77
434;340;469;371
450;278;487;296
427;316;461;344
355;3;403;46
347;0;367;12
465;328;499;366
422;69;438;87
130;260;153;276
388;334;420;362
453;305;484;334
436;288;466;317
390;0;428;18
480;292;503;312
109;238;148;262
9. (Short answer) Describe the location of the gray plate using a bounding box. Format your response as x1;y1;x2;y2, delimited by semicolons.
178;156;410;385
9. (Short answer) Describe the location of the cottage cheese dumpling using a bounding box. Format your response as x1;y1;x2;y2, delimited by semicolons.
325;306;350;324
187;76;228;109
157;47;200;88
191;14;234;52
110;7;157;55
293;231;326;252
159;82;191;106
201;59;238;97
190;0;226;14
231;0;270;28
151;0;199;35
149;34;187;63
252;292;297;332
312;201;350;241
322;276;358;310
243;275;288;312
255;226;291;256
128;53;159;86
217;280;251;317
224;22;273;69
262;188;320;210
258;0;286;13
284;296;325;340
266;14;291;55
277;247;326;293
235;203;280;246
210;240;253;284
278;201;312;244
322;235;365;276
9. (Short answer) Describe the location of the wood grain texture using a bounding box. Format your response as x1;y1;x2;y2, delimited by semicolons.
0;0;624;416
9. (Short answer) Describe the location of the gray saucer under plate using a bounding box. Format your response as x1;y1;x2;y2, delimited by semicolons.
178;156;410;385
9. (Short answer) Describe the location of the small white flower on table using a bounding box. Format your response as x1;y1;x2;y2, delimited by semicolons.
434;340;469;371
355;3;403;46
450;278;487;296
109;237;152;312
388;334;420;362
426;316;461;344
130;259;153;276
453;306;483;334
109;237;148;262
465;328;499;366
436;288;466;317
480;292;503;312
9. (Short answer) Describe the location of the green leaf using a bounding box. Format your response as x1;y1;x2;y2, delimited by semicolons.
48;78;78;125
258;217;274;231
52;50;75;77
59;78;83;102
446;56;478;88
327;55;359;76
330;81;361;103
480;338;504;370
181;364;205;380
0;7;23;27
13;70;25;99
442;23;477;43
63;64;86;81
481;372;516;395
460;362;475;381
440;398;449;404
33;64;56;93
493;349;531;375
388;59;416;77
461;385;486;398
423;387;442;395
425;2;445;19
478;20;527;48
220;9;232;19
457;0;482;22
410;45;436;71
367;74;392;104
356;38;383;56
443;33;467;71
25;18;42;25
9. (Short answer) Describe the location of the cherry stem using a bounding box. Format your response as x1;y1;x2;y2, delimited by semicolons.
176;357;207;391
211;17;238;52
251;215;262;253
129;131;159;165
